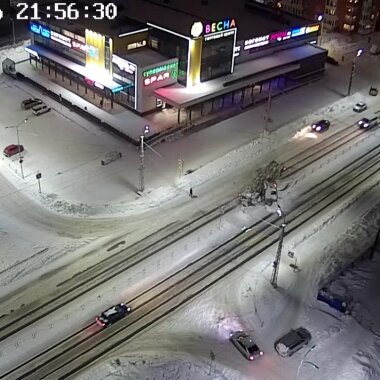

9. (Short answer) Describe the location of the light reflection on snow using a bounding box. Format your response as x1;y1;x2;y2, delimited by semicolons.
216;315;244;339
292;127;319;140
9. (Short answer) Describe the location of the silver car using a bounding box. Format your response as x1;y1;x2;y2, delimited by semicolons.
33;103;51;116
230;331;263;361
274;327;311;357
353;102;367;113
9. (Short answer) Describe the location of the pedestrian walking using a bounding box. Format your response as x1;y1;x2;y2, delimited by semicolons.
189;188;193;198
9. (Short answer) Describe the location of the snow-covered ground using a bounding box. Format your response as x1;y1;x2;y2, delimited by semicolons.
78;191;380;380
0;35;380;379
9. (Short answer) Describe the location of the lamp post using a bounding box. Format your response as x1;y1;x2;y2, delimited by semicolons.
11;17;16;46
270;205;286;289
317;14;324;46
6;118;28;179
295;345;319;380
347;48;363;97
138;124;150;193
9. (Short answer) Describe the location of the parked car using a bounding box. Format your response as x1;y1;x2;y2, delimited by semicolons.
33;103;51;116
358;117;378;129
101;151;122;166
3;144;24;157
369;87;378;96
274;327;311;357
21;98;42;110
353;102;367;113
311;119;330;133
230;331;263;361
95;303;131;327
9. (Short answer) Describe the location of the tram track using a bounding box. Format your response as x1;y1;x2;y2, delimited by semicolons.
3;130;380;379
0;121;375;344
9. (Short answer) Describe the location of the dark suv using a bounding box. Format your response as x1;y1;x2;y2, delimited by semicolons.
96;303;131;327
21;98;42;110
274;327;311;357
311;120;330;133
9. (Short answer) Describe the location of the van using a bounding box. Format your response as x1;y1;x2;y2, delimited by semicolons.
33;103;51;116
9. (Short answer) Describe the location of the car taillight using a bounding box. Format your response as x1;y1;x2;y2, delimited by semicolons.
96;317;105;326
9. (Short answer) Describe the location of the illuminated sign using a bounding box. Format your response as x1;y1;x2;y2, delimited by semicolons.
51;30;71;48
30;22;50;39
112;55;137;75
143;62;178;78
244;34;270;50
87;45;99;59
291;27;306;37
270;30;291;42
306;24;320;34
112;85;124;93
191;22;203;38
204;29;235;41
144;71;172;86
72;40;88;52
204;18;236;35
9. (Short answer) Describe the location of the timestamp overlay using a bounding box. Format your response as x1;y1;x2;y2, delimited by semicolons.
15;2;118;21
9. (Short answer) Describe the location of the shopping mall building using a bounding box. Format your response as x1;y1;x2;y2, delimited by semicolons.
23;0;326;118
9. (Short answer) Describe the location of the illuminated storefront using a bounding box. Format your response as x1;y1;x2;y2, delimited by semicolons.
25;11;323;115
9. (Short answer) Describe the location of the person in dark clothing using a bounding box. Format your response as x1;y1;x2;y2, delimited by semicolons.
189;188;193;198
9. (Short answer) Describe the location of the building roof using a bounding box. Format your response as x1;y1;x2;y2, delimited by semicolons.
153;43;324;108
39;3;145;37
119;0;311;40
120;48;169;67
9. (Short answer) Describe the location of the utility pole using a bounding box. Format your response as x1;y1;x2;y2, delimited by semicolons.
264;81;273;135
6;118;28;179
317;14;324;46
270;206;286;289
138;125;150;193
11;17;16;46
347;48;363;97
178;158;184;179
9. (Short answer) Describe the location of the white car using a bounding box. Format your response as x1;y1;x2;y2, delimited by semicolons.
33;103;51;116
230;331;263;361
353;102;367;113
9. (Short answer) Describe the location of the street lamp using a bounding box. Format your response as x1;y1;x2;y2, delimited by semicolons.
317;14;324;46
347;48;364;97
6;118;28;179
295;345;319;380
10;17;17;46
270;205;286;289
138;124;150;193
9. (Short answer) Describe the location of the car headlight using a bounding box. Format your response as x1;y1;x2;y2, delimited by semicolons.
249;356;254;360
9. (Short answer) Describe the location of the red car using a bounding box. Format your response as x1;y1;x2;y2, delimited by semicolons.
3;144;24;157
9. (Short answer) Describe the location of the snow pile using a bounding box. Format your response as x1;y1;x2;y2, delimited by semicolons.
39;186;181;217
78;353;241;380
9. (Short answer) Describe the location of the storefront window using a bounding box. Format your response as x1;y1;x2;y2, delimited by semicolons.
148;28;189;86
200;33;234;82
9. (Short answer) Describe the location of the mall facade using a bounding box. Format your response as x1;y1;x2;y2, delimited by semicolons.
24;2;326;116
